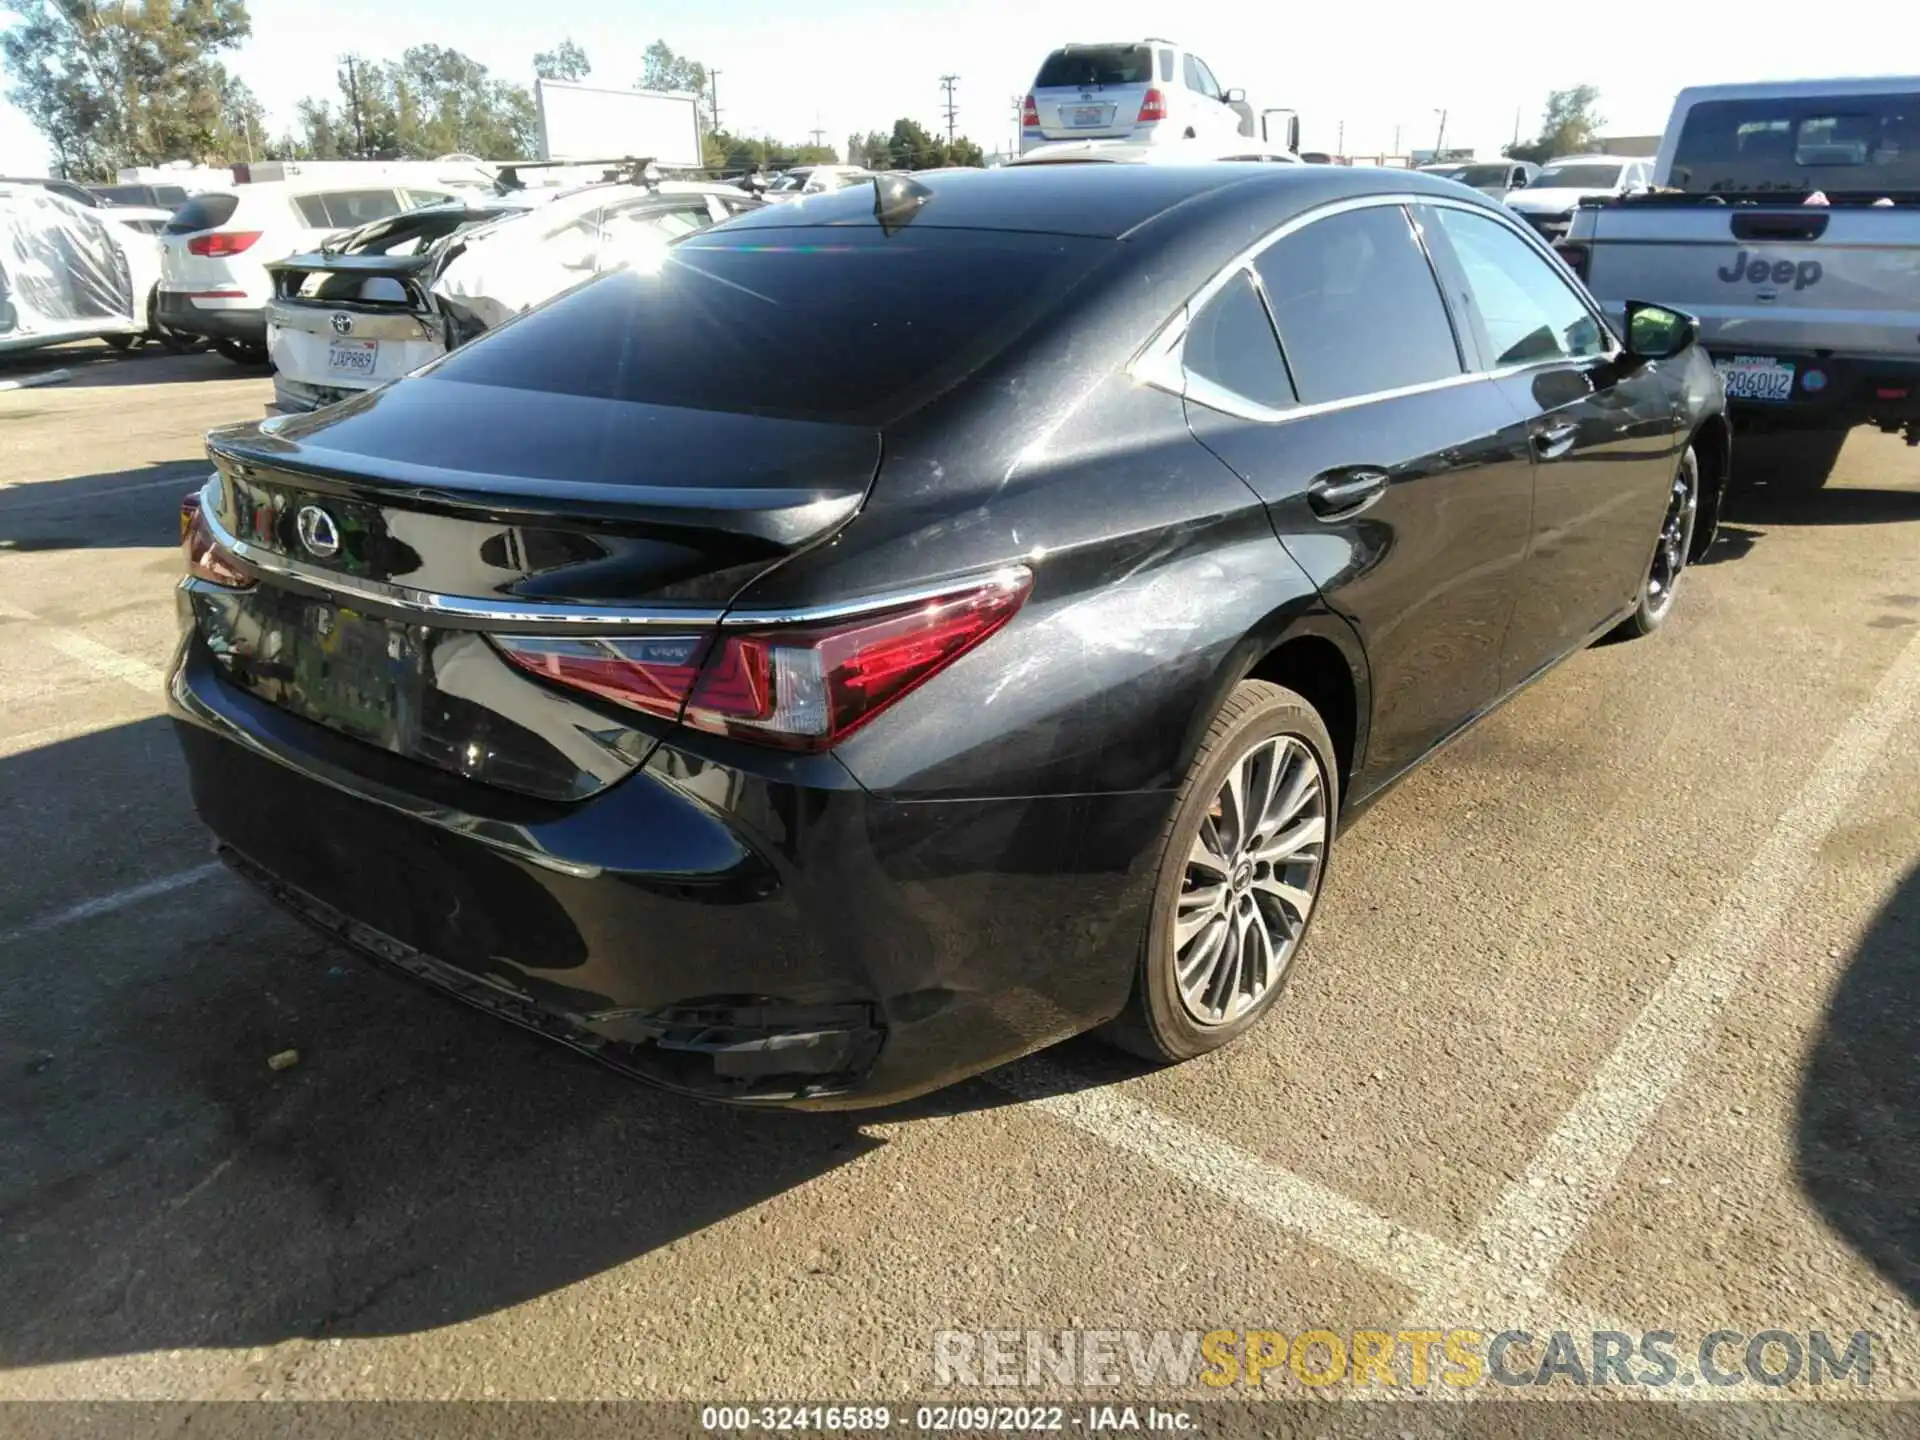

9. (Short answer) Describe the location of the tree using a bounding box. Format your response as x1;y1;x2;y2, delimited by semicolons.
887;117;943;171
944;135;985;168
2;0;255;178
639;39;714;129
291;46;537;161
1506;85;1605;165
534;38;590;83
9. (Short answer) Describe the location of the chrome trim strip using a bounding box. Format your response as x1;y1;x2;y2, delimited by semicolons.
1129;190;1625;422
198;479;1033;634
198;480;728;630
719;565;1033;628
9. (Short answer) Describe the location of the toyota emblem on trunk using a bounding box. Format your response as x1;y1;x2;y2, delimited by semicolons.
296;504;341;558
330;313;354;335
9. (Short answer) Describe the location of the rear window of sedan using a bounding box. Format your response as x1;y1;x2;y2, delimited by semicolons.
1035;45;1154;89
165;192;239;233
429;226;1111;423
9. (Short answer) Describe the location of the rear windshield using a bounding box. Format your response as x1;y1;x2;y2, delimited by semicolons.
1458;165;1516;186
165;192;239;233
430;226;1109;423
1035;45;1154;89
91;185;150;206
1534;164;1621;189
1671;93;1920;193
294;189;407;229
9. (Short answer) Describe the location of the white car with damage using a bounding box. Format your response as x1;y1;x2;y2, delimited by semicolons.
265;181;758;413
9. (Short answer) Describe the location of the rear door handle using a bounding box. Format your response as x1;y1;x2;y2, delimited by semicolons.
1532;420;1580;460
1306;468;1390;518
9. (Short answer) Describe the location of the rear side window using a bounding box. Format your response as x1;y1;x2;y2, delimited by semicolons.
1035;45;1153;88
165;192;239;233
431;227;1110;423
1157;49;1174;83
1255;204;1463;405
1182;271;1293;409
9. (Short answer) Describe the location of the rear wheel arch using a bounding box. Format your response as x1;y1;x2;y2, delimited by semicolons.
1687;414;1732;560
1177;611;1370;805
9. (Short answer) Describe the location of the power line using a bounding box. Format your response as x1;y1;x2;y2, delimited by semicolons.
939;74;960;147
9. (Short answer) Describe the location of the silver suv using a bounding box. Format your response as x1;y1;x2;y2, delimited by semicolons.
1021;39;1249;154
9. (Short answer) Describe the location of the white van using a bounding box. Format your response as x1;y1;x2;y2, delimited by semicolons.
155;178;457;363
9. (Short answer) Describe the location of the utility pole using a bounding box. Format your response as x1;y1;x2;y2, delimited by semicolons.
939;74;960;147
1336;119;1344;155
809;122;827;151
1433;107;1448;161
1392;123;1401;157
1010;94;1023;158
341;53;366;159
708;71;722;134
1511;105;1522;150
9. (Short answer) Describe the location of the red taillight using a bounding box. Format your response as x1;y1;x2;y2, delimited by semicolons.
1876;385;1910;400
180;489;249;587
186;230;262;257
1137;88;1168;123
1022;94;1040;128
494;569;1032;751
1553;241;1590;280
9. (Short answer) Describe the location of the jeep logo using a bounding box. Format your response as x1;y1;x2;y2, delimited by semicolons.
1718;250;1822;290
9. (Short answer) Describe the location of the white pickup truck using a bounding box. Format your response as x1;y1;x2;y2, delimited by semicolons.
1560;77;1920;465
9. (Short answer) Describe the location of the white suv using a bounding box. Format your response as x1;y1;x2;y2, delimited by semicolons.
1021;39;1249;153
156;180;455;363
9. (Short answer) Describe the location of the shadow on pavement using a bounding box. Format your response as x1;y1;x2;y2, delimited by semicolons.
0;717;884;1366
0;342;253;390
1796;863;1920;1305
0;461;209;553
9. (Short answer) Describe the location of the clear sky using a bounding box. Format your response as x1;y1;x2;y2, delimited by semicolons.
1;0;1908;174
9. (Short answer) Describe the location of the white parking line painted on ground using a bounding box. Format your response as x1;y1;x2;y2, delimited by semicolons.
0;862;222;946
1466;625;1920;1291
38;630;168;695
989;1056;1466;1295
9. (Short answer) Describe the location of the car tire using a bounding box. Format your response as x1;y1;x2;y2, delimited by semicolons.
1610;446;1699;641
101;334;135;351
214;339;269;366
1105;679;1339;1064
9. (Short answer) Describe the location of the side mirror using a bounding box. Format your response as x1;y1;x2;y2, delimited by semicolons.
1224;87;1246;104
1511;174;1529;189
1624;300;1699;362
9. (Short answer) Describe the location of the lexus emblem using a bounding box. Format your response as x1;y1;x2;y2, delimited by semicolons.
295;504;341;559
330;312;354;335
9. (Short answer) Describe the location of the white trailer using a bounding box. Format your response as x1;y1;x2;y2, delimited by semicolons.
535;80;704;168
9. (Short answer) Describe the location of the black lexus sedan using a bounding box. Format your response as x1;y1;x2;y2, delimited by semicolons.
170;164;1729;1107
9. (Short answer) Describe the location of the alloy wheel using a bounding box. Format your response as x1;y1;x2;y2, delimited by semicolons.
1174;734;1328;1027
1646;454;1699;619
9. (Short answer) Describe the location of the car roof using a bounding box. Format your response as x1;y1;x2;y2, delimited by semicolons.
1539;154;1638;167
702;163;1483;241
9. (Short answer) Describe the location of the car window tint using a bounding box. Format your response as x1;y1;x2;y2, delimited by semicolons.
1430;206;1607;366
166;192;239;233
1255;204;1462;404
1158;49;1174;83
1035;46;1153;88
432;227;1110;424
318;188;407;227
1193;58;1223;100
1181;54;1204;94
1182;271;1293;409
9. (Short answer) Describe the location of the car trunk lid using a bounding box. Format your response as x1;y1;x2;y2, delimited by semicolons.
192;379;880;798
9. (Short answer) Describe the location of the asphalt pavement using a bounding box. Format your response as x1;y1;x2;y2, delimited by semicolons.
1;342;1915;1428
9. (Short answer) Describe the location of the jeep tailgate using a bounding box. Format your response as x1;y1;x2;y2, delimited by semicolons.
1574;200;1920;359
